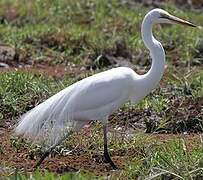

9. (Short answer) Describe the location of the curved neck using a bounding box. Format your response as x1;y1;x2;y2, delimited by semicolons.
137;14;165;94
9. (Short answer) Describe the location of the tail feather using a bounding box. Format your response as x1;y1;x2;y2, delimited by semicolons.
15;84;78;146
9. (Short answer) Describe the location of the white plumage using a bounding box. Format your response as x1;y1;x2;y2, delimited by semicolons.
15;9;197;168
15;67;137;145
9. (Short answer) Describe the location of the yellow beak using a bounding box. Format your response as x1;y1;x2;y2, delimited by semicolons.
162;14;198;28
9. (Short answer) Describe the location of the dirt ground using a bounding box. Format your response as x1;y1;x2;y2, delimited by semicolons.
0;126;202;177
0;63;89;79
0;60;202;177
0;0;202;176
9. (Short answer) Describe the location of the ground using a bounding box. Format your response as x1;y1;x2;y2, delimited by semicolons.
1;127;202;177
0;0;203;179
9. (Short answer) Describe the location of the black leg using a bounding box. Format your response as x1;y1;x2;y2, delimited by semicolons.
34;148;52;169
34;140;61;169
103;124;117;169
34;131;72;169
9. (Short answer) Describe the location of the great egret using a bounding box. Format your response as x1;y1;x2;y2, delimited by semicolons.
15;9;197;169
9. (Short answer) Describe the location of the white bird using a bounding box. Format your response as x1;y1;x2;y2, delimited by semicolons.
15;9;197;169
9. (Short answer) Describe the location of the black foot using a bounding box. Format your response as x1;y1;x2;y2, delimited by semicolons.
104;153;117;169
34;151;50;169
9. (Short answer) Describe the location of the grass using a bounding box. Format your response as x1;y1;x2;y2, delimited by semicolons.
124;137;203;179
0;0;203;179
0;72;73;124
9;170;100;180
7;134;203;179
0;0;202;65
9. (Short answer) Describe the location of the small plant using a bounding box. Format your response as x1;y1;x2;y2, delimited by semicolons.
0;144;4;154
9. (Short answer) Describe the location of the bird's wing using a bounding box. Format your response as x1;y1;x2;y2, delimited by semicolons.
67;69;133;121
15;68;133;146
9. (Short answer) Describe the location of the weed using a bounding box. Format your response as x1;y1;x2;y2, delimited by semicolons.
0;71;72;125
0;0;203;179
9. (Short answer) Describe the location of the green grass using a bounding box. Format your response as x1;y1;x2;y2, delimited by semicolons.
0;0;202;65
126;137;203;179
7;134;203;179
0;72;73;124
9;170;101;180
0;0;203;179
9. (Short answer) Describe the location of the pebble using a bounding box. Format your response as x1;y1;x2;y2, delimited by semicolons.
0;62;9;68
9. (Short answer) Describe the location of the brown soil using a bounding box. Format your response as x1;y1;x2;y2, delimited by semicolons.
0;0;202;177
0;64;88;79
0;129;126;177
0;65;202;177
0;128;201;177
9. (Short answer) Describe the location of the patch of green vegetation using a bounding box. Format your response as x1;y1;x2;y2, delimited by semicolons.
0;0;203;179
115;71;202;133
5;134;203;179
0;144;4;155
9;169;101;180
190;71;203;97
0;71;72;124
0;0;202;66
126;137;203;179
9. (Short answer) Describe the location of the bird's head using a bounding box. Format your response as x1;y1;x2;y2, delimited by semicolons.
147;8;198;28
